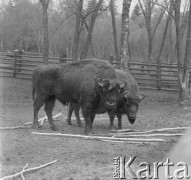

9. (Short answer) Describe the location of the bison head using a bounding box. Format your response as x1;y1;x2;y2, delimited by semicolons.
120;90;145;124
98;79;126;110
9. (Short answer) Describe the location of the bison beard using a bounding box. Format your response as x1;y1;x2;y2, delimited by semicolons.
32;59;125;134
66;69;145;129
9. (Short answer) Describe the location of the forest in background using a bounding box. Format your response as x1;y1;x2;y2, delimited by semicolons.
0;0;190;63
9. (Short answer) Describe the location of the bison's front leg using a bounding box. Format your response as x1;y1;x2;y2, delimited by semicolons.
109;112;116;130
116;113;122;129
66;103;74;125
44;96;58;131
66;103;82;127
81;104;93;135
90;113;96;125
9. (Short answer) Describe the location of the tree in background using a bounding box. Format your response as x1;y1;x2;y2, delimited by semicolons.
131;4;141;20
173;0;191;102
0;0;189;64
155;0;173;66
80;0;103;59
72;0;83;61
110;0;120;62
138;0;166;63
120;0;132;70
39;0;50;64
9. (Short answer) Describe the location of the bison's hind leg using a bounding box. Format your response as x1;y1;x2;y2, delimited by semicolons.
66;103;74;125
81;105;93;135
44;96;58;131
33;95;47;130
74;104;82;127
116;113;122;129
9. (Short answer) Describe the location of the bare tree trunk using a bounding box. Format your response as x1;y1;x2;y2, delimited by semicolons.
72;0;83;61
180;0;191;102
147;1;152;63
110;0;120;62
173;0;191;102
156;1;173;63
39;0;50;64
138;0;152;63
169;17;174;63
173;0;182;99
138;0;166;63
80;0;103;59
120;0;132;70
0;40;3;50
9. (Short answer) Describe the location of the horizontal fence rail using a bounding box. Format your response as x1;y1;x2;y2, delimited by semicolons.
0;51;184;91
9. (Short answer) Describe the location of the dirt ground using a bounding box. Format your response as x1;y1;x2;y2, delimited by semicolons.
0;77;191;180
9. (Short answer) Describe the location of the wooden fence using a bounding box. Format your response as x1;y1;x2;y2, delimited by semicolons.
0;51;182;91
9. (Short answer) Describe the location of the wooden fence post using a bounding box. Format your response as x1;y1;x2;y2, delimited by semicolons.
157;61;162;90
13;52;17;78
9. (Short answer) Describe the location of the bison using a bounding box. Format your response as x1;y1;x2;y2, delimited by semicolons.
66;69;145;129
32;59;126;134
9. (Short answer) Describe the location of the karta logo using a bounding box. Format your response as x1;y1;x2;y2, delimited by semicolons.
113;156;190;179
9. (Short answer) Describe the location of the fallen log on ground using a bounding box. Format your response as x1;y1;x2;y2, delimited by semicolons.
0;160;57;180
31;132;165;142
40;113;62;125
24;113;62;125
0;125;33;130
0;113;62;130
24;115;47;125
63;116;117;122
112;133;185;138
20;163;28;180
98;139;150;144
110;127;189;134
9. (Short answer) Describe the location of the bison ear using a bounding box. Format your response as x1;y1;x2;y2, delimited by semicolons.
139;92;145;100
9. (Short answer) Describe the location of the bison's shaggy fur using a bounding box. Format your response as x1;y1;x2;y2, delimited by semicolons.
67;69;145;129
32;59;125;134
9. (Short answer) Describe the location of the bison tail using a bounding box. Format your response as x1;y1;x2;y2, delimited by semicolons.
32;71;36;102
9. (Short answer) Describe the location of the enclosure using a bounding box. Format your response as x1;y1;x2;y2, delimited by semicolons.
0;77;190;179
0;0;191;179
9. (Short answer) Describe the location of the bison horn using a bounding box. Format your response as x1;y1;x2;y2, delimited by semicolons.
97;78;104;87
120;81;127;89
98;81;104;88
108;84;113;90
139;92;145;100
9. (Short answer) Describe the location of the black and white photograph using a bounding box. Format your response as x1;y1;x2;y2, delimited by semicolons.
0;0;191;179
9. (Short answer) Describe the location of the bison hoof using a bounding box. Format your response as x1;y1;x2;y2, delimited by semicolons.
84;130;93;135
66;118;72;125
78;123;83;127
109;126;115;130
50;125;58;131
33;124;41;130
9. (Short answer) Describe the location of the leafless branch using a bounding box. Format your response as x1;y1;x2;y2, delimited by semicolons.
153;1;175;19
32;132;165;142
0;160;57;180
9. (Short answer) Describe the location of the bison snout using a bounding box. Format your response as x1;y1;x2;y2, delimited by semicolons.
128;113;136;124
105;100;116;109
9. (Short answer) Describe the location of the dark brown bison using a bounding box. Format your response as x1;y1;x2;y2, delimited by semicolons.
32;59;125;134
66;69;145;129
